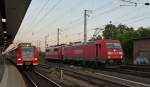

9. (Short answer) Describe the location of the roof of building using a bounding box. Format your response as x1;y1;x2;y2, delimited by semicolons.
0;0;31;50
133;37;150;41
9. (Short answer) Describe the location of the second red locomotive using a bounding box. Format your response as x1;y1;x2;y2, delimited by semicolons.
46;40;123;64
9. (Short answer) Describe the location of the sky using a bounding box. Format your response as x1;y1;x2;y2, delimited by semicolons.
12;0;150;51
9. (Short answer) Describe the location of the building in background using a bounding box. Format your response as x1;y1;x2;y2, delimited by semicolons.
133;37;150;64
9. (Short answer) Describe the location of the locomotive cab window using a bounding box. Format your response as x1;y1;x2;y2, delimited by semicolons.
114;43;121;48
107;43;113;48
106;43;121;48
54;48;59;51
22;47;34;58
46;49;49;52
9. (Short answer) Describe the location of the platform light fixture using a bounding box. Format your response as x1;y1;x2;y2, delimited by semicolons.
1;18;6;23
3;31;7;34
4;37;7;39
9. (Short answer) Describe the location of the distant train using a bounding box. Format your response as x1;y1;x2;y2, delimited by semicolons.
46;40;123;65
6;43;38;70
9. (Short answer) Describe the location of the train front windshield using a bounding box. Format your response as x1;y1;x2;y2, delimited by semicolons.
22;47;34;58
107;43;122;48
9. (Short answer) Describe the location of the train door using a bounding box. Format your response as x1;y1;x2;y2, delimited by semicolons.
96;44;101;58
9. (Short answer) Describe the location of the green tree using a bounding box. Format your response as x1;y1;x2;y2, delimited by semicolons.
103;24;116;39
135;27;150;38
38;51;46;64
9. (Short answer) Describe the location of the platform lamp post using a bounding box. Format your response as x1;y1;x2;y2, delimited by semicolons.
1;18;7;65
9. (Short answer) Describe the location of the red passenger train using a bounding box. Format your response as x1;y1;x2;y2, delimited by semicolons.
7;43;38;70
46;40;123;65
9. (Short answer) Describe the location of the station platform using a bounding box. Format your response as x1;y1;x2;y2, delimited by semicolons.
0;65;4;83
0;64;26;87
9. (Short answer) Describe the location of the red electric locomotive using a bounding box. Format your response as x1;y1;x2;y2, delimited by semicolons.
46;40;123;65
8;43;38;70
46;45;63;60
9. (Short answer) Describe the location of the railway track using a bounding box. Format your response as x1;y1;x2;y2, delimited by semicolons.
64;69;127;87
38;64;150;87
120;65;150;72
102;68;150;78
7;59;62;87
23;70;62;87
103;64;150;79
61;68;150;87
38;64;125;87
40;62;150;79
56;62;150;78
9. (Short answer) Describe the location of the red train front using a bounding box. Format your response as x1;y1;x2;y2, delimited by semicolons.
95;40;123;64
46;40;123;64
15;43;38;68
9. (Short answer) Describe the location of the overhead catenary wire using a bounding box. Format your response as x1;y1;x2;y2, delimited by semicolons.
35;0;117;34
15;0;150;49
116;12;150;24
23;0;63;39
19;0;44;30
113;3;150;25
91;6;121;20
62;5;122;33
45;0;118;44
32;0;63;30
23;0;83;39
19;1;122;46
22;0;51;33
62;1;119;31
17;0;46;40
45;4;123;45
22;0;117;35
58;5;141;45
126;15;150;25
113;6;143;24
35;0;86;33
19;0;51;39
25;0;61;34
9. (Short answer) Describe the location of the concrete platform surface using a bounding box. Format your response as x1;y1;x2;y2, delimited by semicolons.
0;65;26;87
0;65;4;83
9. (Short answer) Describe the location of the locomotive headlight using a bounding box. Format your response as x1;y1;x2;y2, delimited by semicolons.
107;52;112;55
34;58;38;61
119;52;123;55
120;56;123;59
108;56;111;59
18;58;22;61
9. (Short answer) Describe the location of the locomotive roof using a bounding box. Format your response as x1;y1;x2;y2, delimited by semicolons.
46;40;120;48
47;44;66;49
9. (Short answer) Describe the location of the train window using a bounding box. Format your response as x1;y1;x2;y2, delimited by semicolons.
114;43;121;48
22;47;34;58
54;48;59;51
46;49;49;52
106;43;121;48
107;43;113;48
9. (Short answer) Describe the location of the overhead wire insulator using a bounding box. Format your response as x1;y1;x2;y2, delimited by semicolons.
145;3;150;5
